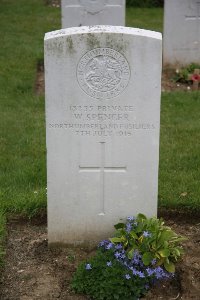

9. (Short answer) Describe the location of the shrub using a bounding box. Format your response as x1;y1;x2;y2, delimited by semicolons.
72;214;186;300
174;63;200;83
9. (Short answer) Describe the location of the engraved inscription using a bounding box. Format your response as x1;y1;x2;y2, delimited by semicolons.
77;48;130;99
49;105;156;137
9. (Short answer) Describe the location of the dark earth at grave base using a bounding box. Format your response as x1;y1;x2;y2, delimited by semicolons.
0;210;199;300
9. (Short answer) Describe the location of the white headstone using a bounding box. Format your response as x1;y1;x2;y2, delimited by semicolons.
44;26;162;245
61;0;126;28
164;0;200;65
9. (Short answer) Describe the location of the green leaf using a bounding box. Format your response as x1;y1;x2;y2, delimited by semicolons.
114;223;125;230
171;236;187;243
174;248;180;257
163;241;169;248
130;231;138;239
124;240;128;247
137;213;147;220
109;237;123;243
159;230;175;243
128;248;135;259
156;257;164;266
164;261;175;273
142;252;153;266
158;249;170;257
176;247;184;255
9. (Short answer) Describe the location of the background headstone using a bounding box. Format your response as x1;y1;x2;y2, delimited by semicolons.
61;0;126;28
164;0;200;65
44;26;162;245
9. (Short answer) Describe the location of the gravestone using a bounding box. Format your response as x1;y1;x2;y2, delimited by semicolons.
61;0;125;28
164;0;200;65
44;26;162;245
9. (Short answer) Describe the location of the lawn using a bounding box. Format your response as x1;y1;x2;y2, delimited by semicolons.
126;7;163;32
0;0;199;264
159;92;200;210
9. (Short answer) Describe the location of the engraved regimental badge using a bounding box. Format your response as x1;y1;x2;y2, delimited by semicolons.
79;0;107;13
77;48;130;100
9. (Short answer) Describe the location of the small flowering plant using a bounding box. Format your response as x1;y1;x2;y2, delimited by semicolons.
72;214;186;300
174;63;200;83
110;213;186;273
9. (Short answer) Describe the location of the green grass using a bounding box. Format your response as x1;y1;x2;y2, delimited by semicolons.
126;7;163;32
159;92;200;210
0;1;199;264
0;0;60;262
0;0;60;218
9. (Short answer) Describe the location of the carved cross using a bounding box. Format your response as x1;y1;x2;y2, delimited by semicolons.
79;142;127;215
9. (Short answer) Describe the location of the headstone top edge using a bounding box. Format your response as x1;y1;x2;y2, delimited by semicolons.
44;26;162;41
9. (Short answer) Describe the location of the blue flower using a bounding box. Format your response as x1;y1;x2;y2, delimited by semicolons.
154;266;172;280
123;261;128;267
85;263;92;270
143;231;152;238
114;251;121;259
120;254;126;259
106;261;112;267
151;258;157;266
132;257;139;265
126;222;132;233
132;251;142;265
115;243;123;250
98;240;108;247
125;274;131;280
136;271;145;278
106;242;114;250
132;268;138;276
127;216;135;221
146;267;154;276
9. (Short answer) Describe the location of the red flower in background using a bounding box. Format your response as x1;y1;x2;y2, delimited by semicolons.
191;74;200;81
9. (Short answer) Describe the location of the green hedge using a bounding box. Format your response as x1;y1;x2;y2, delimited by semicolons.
126;0;163;7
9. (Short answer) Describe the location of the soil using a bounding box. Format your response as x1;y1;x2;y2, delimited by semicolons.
45;0;60;8
0;210;200;300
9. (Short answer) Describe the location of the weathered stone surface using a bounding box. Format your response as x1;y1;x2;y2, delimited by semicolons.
61;0;125;28
164;0;200;65
44;26;162;245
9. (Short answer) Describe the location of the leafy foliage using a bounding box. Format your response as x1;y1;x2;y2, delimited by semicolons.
110;214;186;273
174;63;200;83
72;214;185;299
72;249;148;300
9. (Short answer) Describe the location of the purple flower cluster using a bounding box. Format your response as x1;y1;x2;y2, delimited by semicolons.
125;274;131;280
85;263;92;270
125;216;138;233
106;261;112;267
98;240;114;249
98;240;173;283
143;231;152;238
126;222;132;233
98;217;174;286
127;216;135;221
